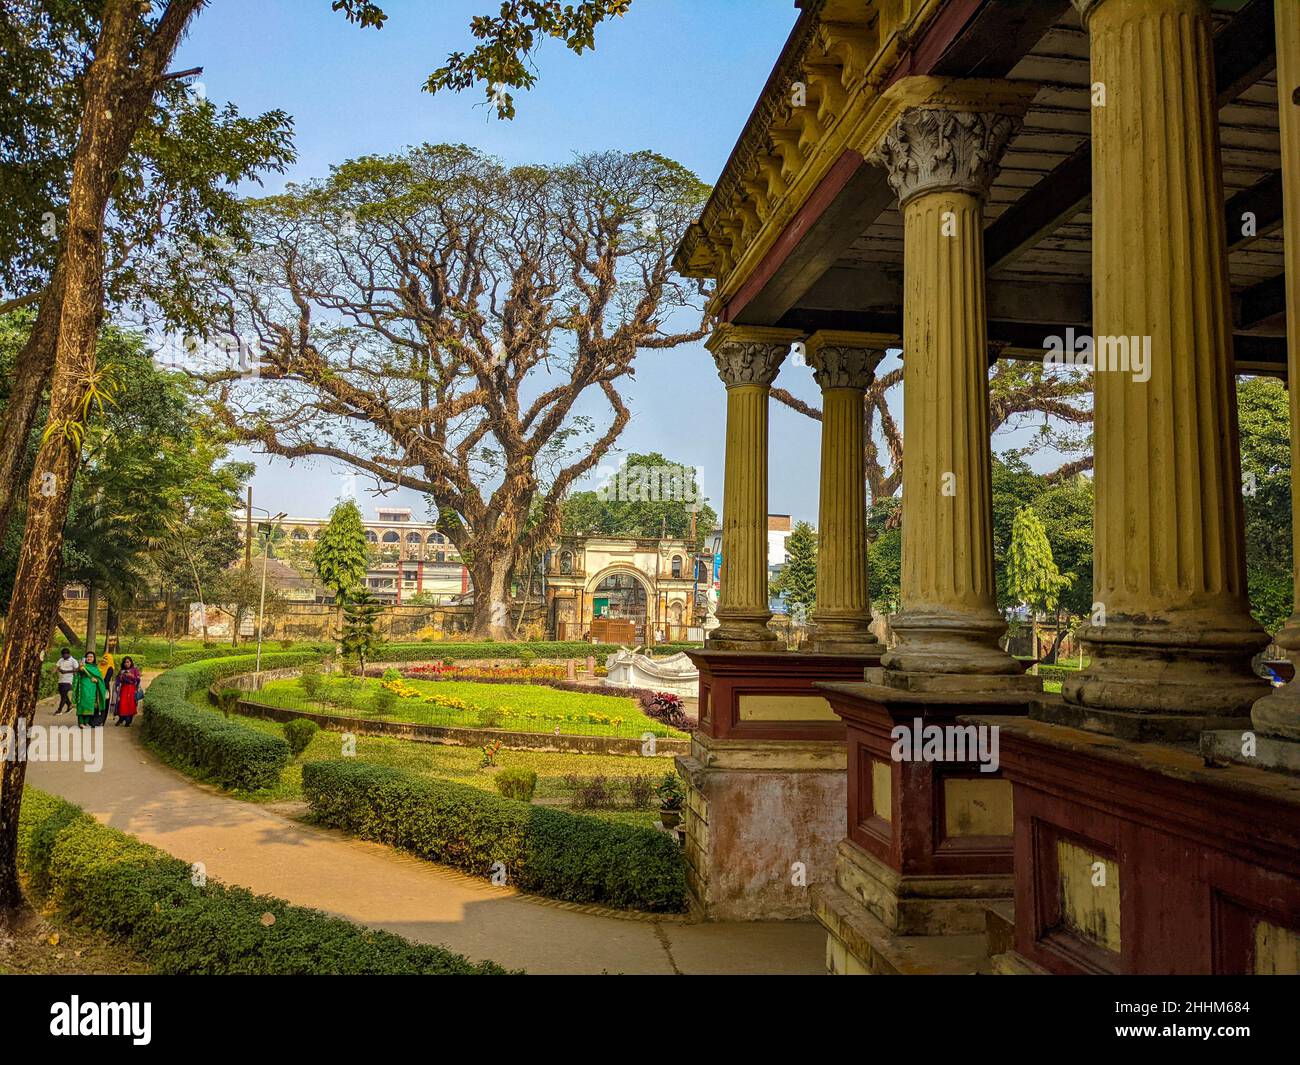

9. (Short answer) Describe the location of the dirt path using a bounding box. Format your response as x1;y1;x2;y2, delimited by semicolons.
25;675;823;975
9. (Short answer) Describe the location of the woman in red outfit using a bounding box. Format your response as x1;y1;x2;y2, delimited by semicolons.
113;656;142;726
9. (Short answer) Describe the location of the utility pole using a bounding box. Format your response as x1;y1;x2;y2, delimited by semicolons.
244;486;253;572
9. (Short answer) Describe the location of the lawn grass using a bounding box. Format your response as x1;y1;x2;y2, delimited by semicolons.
253;674;687;740
188;688;672;828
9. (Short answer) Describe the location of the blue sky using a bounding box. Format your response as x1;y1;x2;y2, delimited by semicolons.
173;0;827;525
173;1;1059;529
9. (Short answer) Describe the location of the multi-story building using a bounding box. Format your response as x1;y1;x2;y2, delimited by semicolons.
276;507;469;605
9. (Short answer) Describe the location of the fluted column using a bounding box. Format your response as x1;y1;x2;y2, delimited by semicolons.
1252;0;1300;740
868;83;1031;680
706;324;799;651
806;331;886;653
1061;0;1267;727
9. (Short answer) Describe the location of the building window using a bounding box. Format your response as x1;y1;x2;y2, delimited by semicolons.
560;551;573;575
671;555;682;578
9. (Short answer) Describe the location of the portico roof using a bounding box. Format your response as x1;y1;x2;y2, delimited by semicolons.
675;0;1285;375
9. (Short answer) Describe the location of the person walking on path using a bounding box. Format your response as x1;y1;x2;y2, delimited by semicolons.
53;647;79;714
97;651;117;726
113;656;141;727
74;651;107;727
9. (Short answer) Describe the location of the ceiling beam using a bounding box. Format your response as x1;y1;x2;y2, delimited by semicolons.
1226;170;1284;251
1236;272;1286;329
985;0;1276;274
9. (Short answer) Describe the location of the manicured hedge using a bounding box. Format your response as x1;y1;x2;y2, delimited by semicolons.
140;652;322;790
376;640;701;666
302;760;686;913
18;788;509;974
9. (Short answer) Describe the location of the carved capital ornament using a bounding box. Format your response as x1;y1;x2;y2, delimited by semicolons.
707;325;800;388
804;331;889;390
870;107;1020;208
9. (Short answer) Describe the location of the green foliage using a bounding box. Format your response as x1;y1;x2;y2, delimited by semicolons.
0;4;295;315
371;685;398;715
866;499;902;614
282;718;320;758
214;688;243;717
654;772;684;811
313;500;369;604
770;520;817;619
301;760;686;912
494;766;537;802
139;653;317;790
298;661;323;699
1238;377;1293;633
424;0;632;118
561;452;717;548
1004;505;1072;616
341;588;386;670
991;457;1094;618
17;788;508;974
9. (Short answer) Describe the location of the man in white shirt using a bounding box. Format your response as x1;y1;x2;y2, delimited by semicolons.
54;647;79;714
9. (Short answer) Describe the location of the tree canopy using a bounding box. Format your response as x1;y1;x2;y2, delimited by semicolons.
200;144;709;635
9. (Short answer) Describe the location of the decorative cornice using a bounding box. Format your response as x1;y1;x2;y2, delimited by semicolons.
870;106;1021;208
672;1;948;288
805;330;890;390
707;324;802;388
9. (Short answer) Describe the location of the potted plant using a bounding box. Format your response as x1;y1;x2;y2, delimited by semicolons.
656;772;685;830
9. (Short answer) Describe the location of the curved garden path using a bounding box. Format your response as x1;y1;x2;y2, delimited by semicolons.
25;674;824;975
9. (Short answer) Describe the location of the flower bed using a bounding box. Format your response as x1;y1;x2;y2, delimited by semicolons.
381;665;695;731
257;673;685;740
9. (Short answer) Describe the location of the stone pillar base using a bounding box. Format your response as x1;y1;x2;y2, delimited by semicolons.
832;837;1013;936
1060;621;1267;734
705;612;781;652
812;869;996;975
810;626;881;656
874;666;1041;695
1201;729;1300;775
1035;693;1251;745
674;733;846;921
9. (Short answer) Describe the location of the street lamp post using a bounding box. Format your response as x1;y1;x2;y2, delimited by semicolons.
252;510;287;679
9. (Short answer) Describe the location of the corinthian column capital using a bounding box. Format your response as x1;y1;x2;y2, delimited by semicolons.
870;107;1021;208
805;330;890;390
707;324;801;388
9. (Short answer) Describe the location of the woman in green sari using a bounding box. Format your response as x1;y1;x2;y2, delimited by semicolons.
74;651;107;727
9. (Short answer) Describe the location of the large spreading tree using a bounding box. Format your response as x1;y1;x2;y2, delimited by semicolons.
201;144;708;637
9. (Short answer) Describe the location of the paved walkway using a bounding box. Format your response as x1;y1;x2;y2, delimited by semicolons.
26;676;824;975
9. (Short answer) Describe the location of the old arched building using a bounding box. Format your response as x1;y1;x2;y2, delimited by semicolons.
546;535;705;644
675;0;1300;976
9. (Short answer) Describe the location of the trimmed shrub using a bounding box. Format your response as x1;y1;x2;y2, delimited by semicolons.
371;685;398;714
17;789;509;975
283;718;320;757
140;652;318;790
369;641;701;667
494;767;537;802
302;760;686;913
298;662;324;699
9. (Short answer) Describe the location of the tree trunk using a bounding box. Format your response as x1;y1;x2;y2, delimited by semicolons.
54;613;79;646
468;555;514;639
104;598;118;654
0;263;66;540
0;0;202;920
84;580;98;652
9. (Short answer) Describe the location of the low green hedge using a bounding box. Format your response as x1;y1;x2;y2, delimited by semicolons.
302;760;686;913
18;788;509;974
375;640;701;665
140;652;323;790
